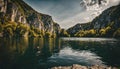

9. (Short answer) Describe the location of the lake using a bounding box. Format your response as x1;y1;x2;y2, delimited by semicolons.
0;37;120;69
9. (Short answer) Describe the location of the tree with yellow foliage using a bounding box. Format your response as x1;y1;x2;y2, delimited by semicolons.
113;28;120;38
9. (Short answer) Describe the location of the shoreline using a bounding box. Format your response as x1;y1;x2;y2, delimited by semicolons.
51;64;118;69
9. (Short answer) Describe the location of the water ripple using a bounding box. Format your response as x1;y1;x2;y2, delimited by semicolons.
48;47;104;66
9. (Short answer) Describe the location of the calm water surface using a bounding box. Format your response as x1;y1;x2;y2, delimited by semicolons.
0;37;120;69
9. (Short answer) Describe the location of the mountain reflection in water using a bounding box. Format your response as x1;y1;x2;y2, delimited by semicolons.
0;37;120;69
48;47;103;66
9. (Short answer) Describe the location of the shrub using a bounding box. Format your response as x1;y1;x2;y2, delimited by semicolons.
99;29;106;36
86;29;96;37
15;23;30;37
4;22;17;32
60;29;70;37
29;26;43;37
3;22;17;37
29;30;38;37
51;33;56;38
45;32;52;38
41;30;45;36
3;27;13;37
99;26;112;37
74;30;85;37
34;28;42;36
0;24;3;33
113;28;120;38
75;29;96;37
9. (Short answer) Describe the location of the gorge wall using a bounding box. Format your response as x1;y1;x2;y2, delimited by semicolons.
0;0;60;37
67;4;120;37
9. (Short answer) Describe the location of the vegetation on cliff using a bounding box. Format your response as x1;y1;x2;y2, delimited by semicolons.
0;0;60;38
0;0;120;38
0;21;58;38
67;4;120;38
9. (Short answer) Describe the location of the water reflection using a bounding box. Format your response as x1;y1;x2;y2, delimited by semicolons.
61;38;120;67
0;37;29;69
48;47;104;66
62;37;117;42
0;37;120;69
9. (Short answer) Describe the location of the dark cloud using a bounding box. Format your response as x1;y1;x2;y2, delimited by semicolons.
23;0;120;29
24;0;83;28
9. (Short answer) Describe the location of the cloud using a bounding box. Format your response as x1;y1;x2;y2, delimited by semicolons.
24;0;120;29
60;0;120;29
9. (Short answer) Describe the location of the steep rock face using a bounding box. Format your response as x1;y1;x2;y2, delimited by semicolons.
53;23;61;36
41;14;54;33
0;0;27;23
90;4;120;30
0;0;7;14
0;0;60;35
67;4;120;37
67;23;90;36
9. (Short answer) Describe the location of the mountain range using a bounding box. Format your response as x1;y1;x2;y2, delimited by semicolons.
67;4;120;38
0;0;120;38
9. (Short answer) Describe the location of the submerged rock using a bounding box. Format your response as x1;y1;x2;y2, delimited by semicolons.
51;64;118;69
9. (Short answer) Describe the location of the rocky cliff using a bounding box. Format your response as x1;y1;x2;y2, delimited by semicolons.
90;4;120;30
0;0;60;37
67;4;120;37
67;23;90;36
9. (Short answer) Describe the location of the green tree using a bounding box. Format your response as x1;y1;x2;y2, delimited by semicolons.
86;29;96;37
15;23;30;37
99;28;106;36
45;32;52;38
51;33;56;38
0;24;3;33
99;26;112;37
74;30;85;37
2;21;17;37
29;30;38;37
113;28;120;38
60;29;70;37
75;29;96;37
29;26;43;37
3;27;13;37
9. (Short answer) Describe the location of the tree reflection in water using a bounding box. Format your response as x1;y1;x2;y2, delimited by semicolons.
0;37;120;69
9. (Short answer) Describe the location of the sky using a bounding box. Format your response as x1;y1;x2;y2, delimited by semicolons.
24;0;120;29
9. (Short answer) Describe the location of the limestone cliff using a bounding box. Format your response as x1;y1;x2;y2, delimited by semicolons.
67;23;90;36
67;4;120;37
0;0;60;36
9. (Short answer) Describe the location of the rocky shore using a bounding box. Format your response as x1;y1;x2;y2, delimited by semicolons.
51;64;118;69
